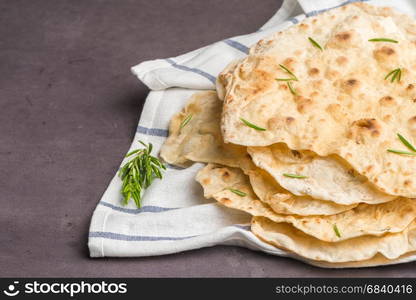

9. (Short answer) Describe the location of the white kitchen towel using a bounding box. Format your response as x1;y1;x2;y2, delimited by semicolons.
88;0;416;268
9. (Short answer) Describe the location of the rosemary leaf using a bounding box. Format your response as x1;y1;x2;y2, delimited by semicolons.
333;224;341;238
397;133;416;152
125;149;140;157
180;114;193;129
279;64;298;81
308;37;323;51
125;191;131;206
387;149;416;156
384;69;396;80
391;69;400;83
287;82;297;96
150;156;166;169
275;78;295;82
368;38;398;43
228;188;247;197
385;68;401;83
240;118;266;131
132;191;140;208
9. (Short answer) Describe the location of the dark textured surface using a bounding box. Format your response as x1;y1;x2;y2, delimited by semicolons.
1;0;416;277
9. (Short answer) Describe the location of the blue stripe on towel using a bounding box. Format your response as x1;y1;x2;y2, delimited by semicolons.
137;125;169;137
165;58;216;83
288;17;299;24
89;231;197;241
223;39;249;54
233;224;251;231
89;224;251;242
99;202;179;214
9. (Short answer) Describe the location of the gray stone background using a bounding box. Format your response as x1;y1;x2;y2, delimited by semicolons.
1;0;415;277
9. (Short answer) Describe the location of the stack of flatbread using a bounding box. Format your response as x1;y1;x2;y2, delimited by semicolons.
160;2;416;267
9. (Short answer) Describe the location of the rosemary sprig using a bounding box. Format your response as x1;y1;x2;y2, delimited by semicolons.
228;188;247;197
240;118;266;131
368;38;398;43
387;149;416;156
385;68;401;83
180;114;193;129
278;64;298;81
333;224;341;238
397;133;416;152
119;141;166;208
283;173;308;179
287;81;297;95
308;37;323;51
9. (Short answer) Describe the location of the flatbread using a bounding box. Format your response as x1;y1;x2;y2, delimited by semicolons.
196;164;416;242
161;90;395;207
248;144;395;205
252;216;416;263
219;2;416;197
245;167;356;216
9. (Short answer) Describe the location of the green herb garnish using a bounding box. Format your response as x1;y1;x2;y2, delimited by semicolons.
368;38;398;43
397;133;416;152
228;188;247;197
278;64;298;81
387;149;416;156
240;118;266;131
283;173;308;179
180;114;193;129
308;37;323;51
287;81;297;96
333;224;341;238
385;68;401;83
119;141;166;208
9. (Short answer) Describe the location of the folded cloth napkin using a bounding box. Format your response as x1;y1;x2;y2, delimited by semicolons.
88;0;416;267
